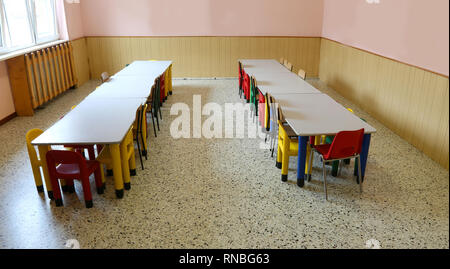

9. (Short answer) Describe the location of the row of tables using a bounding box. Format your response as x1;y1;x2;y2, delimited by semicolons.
239;59;376;187
32;61;173;198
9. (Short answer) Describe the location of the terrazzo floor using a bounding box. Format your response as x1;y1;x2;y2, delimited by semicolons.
0;78;448;249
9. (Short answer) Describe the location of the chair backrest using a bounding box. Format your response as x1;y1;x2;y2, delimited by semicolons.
298;69;306;80
279;58;284;64
46;150;87;177
277;120;290;146
286;62;293;71
135;104;147;133
26;129;45;164
264;92;270;131
153;77;161;108
101;72;110;83
283;59;288;66
326;129;365;160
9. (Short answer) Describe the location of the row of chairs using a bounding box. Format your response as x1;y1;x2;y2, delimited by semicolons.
279;58;306;80
26;66;170;208
238;61;365;200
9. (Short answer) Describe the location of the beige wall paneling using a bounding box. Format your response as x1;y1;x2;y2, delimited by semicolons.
319;38;449;170
85;36;322;79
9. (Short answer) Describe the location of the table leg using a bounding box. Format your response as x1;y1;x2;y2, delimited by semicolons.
110;144;124;198
37;145;53;199
297;136;308;188
120;141;131;191
355;134;371;183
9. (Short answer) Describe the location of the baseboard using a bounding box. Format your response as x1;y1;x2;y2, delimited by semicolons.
0;112;17;126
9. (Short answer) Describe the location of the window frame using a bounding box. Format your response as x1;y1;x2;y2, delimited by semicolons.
0;0;60;55
30;0;59;45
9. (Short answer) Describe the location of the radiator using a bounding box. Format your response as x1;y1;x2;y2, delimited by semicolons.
6;42;78;116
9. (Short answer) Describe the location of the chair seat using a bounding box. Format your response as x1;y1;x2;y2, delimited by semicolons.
314;144;332;159
56;160;98;176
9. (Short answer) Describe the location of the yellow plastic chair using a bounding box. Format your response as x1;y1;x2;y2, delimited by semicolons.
26;129;51;194
133;104;148;170
97;127;136;190
276;121;313;182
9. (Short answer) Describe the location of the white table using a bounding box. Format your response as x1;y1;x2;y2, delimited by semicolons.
32;98;146;198
239;59;290;76
275;93;376;187
115;61;172;77
274;94;376;136
86;76;155;99
255;72;321;95
239;59;377;187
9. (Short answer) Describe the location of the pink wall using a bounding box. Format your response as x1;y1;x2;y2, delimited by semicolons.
80;0;324;37
322;0;449;76
63;0;84;40
0;62;15;120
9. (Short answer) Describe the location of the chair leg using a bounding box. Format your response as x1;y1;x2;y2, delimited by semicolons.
322;158;328;201
87;146;96;160
149;111;157;137
140;130;147;160
276;142;282;169
281;149;289;182
135;132;144;170
358;157;363;193
99;164;106;189
80;176;93;208
155;110;160;131
94;167;104;195
338;159;344;177
50;177;63;207
308;148;314;182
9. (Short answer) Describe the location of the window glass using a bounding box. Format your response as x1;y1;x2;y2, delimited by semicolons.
3;0;34;48
34;0;57;42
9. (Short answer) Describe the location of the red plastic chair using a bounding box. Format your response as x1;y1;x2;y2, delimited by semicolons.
243;73;250;102
238;62;243;98
258;89;265;127
46;150;104;208
308;129;365;200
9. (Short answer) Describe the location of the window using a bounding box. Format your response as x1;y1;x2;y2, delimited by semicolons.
0;0;59;54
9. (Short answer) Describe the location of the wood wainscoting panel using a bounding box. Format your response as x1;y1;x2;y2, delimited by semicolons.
319;38;449;170
85;36;321;79
71;38;90;86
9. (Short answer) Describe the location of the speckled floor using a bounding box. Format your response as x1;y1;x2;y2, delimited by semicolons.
0;78;448;249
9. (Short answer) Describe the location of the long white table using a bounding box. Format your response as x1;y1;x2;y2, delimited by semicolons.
255;72;322;95
31;60;173;200
32;98;146;198
86;76;155;99
115;61;172;77
239;59;376;187
273;94;376;136
239;59;291;76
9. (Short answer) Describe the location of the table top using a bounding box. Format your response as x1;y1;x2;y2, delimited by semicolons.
255;72;321;95
114;60;172;77
32;98;146;146
240;59;290;76
273;94;377;136
85;76;155;99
